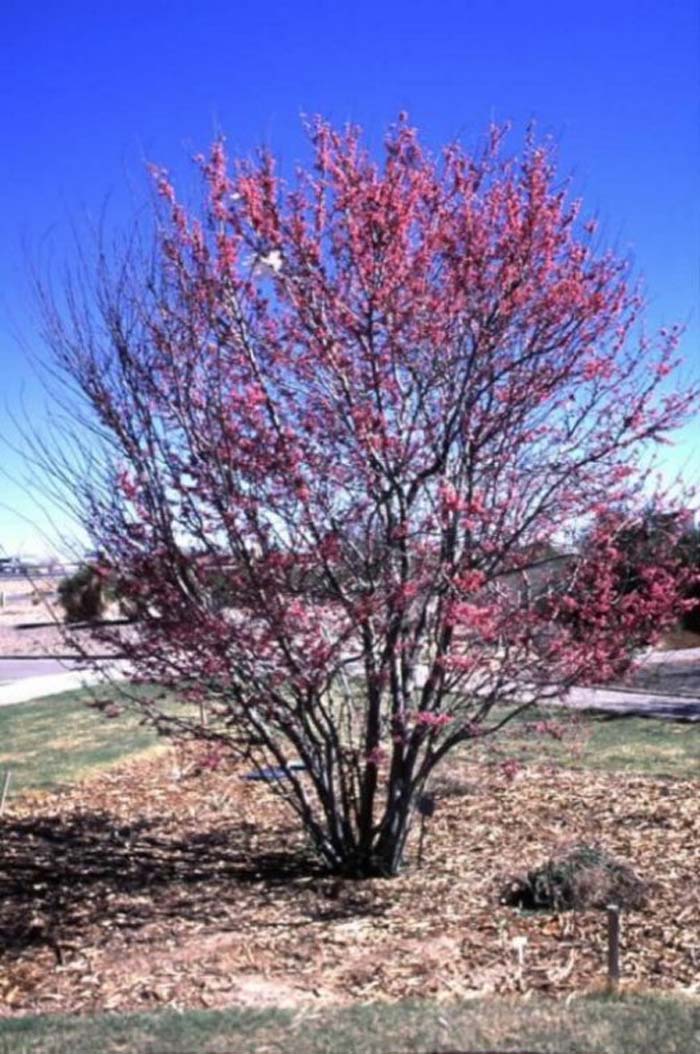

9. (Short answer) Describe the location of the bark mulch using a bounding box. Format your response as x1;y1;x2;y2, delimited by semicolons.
1;747;698;1017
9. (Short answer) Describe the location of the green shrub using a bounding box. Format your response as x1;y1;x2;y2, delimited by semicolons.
57;565;107;623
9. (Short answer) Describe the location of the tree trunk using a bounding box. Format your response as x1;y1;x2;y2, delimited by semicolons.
330;797;413;878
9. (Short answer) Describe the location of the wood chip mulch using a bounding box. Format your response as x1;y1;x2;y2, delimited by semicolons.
1;747;698;1017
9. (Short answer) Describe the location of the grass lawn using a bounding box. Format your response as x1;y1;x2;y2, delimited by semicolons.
468;706;700;781
1;994;698;1054
2;683;697;801
0;688;165;795
571;712;699;779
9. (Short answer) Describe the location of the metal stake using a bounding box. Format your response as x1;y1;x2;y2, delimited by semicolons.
0;770;12;816
607;903;621;993
416;792;436;868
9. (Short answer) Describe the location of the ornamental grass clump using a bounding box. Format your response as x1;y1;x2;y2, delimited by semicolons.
504;844;647;911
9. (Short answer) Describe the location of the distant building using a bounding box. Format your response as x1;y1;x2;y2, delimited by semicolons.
0;554;69;576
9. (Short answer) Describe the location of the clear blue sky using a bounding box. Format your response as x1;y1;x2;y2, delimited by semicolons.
1;0;698;555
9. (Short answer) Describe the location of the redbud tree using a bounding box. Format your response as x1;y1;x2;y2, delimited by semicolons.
38;118;696;876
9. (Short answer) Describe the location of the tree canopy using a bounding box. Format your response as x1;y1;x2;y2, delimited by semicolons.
36;117;697;876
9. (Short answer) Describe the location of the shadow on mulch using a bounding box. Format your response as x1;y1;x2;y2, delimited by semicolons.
0;810;343;959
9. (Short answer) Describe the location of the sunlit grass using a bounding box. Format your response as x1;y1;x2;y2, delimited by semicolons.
1;678;697;802
0;994;697;1054
467;705;700;780
0;688;165;793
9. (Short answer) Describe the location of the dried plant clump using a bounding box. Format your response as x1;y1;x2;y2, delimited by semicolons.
503;843;647;911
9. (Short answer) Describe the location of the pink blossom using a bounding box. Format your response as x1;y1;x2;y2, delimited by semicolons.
41;115;698;878
414;711;452;728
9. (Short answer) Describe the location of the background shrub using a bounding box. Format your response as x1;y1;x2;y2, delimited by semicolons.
57;565;107;623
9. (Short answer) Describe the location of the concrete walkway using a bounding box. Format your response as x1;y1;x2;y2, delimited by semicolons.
0;649;698;720
0;658;83;684
564;684;700;722
561;647;700;722
0;663;127;706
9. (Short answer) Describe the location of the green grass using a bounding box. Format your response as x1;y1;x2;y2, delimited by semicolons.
1;689;697;802
0;995;698;1054
473;706;700;781
575;713;700;778
0;687;165;794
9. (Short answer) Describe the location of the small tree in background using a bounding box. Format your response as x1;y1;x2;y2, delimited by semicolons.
543;508;696;656
595;509;700;635
677;523;700;631
57;564;108;623
35;118;696;876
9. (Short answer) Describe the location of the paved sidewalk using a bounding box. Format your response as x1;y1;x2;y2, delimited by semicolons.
0;665;126;706
0;648;697;720
0;658;81;684
564;684;700;722
624;648;700;699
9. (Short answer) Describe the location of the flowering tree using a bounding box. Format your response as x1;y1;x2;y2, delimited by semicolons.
38;118;696;876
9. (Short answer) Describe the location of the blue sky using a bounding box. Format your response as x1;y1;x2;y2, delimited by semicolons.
1;0;698;554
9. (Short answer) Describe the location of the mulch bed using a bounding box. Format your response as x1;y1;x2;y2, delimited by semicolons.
1;747;698;1016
